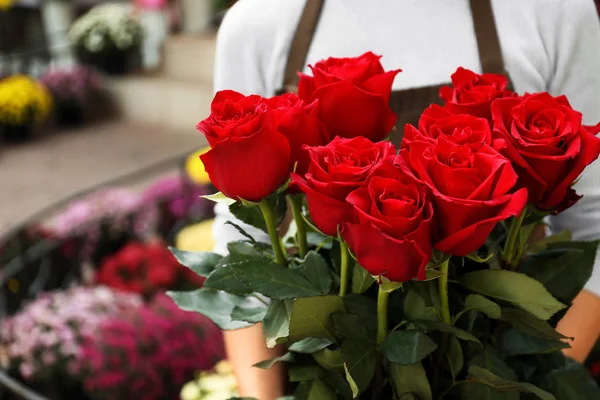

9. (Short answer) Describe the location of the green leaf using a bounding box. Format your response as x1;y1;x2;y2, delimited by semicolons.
468;365;556;400
168;288;253;330
381;331;438;365
288;337;333;354
288;364;328;382
418;320;480;343
306;379;337;400
289;296;346;342
313;348;344;371
501;329;569;357
466;251;495;263
168;248;223;278
459;270;566;320
229;193;287;233
206;242;323;299
332;313;376;342
325;371;353;399
541;361;600;400
527;231;572;254
299;251;333;295
379;277;403;293
351;262;375;294
342;338;377;398
446;335;464;379
342;295;378;329
465;294;502;319
263;300;292;348
231;305;267;323
388;362;432;400
254;352;295;369
500;308;567;341
202;191;235;205
525;241;599;305
404;289;438;321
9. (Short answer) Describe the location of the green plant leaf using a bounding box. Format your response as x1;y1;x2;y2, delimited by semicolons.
288;364;328;382
298;251;333;295
342;338;377;398
540;361;600;400
501;329;569;357
418;320;480;343
388;362;432;400
288;337;334;354
465;294;502;319
404;289;439;321
524;241;599;305
381;331;438;365
446;335;464;380
313;348;344;371
254;352;295;369
306;379;337;400
202;191;235;205
500;308;567;341
289;296;346;342
459;270;566;320
263;300;292;348
527;231;572;254
332;313;376;342
351;262;375;294
468;365;556;400
231;305;267;323
168;288;253;330
342;295;378;329
168;248;222;278
229;193;287;232
206;243;324;299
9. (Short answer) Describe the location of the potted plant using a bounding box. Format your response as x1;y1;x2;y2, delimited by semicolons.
0;75;53;142
41;65;103;127
68;4;144;76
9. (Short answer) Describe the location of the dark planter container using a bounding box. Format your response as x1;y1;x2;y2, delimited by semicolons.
76;47;140;76
1;122;35;143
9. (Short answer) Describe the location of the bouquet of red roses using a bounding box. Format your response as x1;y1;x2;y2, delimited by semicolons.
170;52;600;399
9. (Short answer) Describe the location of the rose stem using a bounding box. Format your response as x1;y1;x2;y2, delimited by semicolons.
433;259;452;397
377;286;390;344
258;199;287;266
439;259;451;325
503;207;527;270
339;239;350;297
288;194;308;258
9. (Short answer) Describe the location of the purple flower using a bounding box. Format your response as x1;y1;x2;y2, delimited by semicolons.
40;65;103;105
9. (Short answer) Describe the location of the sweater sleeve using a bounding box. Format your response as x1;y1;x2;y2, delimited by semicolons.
210;0;275;255
544;0;600;296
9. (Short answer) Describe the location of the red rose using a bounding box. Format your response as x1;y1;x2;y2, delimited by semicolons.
265;93;329;175
439;67;515;120
197;90;291;201
400;137;527;256
291;136;395;236
492;93;600;212
298;52;401;142
342;161;433;282
404;104;497;150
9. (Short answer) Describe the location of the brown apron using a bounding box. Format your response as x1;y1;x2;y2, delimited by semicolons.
277;0;513;144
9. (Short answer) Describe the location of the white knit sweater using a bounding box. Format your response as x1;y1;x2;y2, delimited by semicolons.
210;0;600;295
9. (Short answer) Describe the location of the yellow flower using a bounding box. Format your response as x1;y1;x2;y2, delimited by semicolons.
0;75;53;126
0;0;12;11
185;147;212;185
175;219;216;252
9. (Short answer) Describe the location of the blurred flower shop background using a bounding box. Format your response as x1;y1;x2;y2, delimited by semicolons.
0;1;239;399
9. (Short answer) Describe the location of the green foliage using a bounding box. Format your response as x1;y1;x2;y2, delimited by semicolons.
168;204;600;399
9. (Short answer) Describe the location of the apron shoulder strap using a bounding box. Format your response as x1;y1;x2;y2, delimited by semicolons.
469;0;507;75
278;0;325;94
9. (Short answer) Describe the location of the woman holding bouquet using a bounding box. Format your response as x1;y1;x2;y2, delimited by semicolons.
209;0;600;398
